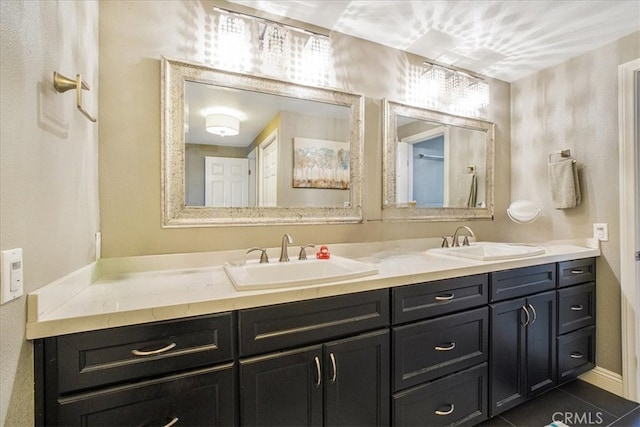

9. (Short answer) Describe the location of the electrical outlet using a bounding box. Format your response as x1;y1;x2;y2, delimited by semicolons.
1;248;24;304
593;223;608;241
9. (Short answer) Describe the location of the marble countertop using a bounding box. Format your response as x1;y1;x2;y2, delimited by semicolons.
26;238;600;339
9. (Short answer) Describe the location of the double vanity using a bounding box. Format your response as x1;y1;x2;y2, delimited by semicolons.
28;238;599;426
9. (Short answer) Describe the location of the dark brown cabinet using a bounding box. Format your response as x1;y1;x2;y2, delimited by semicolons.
391;274;490;427
392;363;488;427
556;258;596;384
238;290;391;427
240;330;390;427
33;258;597;427
392;307;488;390
55;364;235;427
35;312;237;426
490;288;557;416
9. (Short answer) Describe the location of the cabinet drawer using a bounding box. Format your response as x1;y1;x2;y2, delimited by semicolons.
54;364;236;427
558;283;596;335
392;363;488;427
51;313;234;394
238;289;389;356
392;274;488;324
393;307;488;391
557;326;596;384
558;258;596;288
490;264;556;302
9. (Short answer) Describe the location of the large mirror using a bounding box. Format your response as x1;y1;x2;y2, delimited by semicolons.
382;99;495;221
162;57;364;227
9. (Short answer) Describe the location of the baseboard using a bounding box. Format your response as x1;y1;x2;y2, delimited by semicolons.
579;366;624;397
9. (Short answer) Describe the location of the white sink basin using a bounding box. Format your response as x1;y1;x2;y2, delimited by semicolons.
428;242;546;261
224;256;379;291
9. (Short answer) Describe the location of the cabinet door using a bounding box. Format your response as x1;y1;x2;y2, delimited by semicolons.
489;298;527;416
525;290;556;397
240;346;323;427
324;330;390;427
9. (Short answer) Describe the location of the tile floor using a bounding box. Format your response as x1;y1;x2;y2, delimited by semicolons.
477;380;640;427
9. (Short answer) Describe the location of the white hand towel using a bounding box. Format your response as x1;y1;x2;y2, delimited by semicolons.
455;173;477;207
548;159;581;209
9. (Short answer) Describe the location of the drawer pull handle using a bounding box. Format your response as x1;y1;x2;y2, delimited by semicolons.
528;303;537;326
435;293;454;301
329;353;337;383
571;304;584;311
570;352;584;359
314;356;322;387
435;342;456;351
142;417;179;427
131;342;176;357
435;404;455;416
570;269;584;274
521;305;531;326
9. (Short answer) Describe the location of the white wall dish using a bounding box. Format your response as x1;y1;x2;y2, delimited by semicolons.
507;200;541;224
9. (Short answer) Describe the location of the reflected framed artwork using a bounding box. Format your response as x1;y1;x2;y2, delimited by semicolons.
293;137;350;189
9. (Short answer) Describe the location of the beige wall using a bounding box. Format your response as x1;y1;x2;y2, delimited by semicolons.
509;32;640;374
0;1;99;425
98;0;511;258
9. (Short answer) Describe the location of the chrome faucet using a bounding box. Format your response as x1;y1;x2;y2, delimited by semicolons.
452;226;475;247
279;233;294;262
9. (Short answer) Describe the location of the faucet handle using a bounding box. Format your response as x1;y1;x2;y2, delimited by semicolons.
247;247;269;263
298;244;316;260
441;237;450;248
462;236;470;246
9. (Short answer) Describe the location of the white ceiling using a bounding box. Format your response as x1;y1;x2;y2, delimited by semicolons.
227;0;640;82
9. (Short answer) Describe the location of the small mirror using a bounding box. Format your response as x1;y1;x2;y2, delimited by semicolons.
162;57;364;227
382;99;494;221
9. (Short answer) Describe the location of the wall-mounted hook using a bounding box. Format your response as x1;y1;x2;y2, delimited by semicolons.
53;72;97;122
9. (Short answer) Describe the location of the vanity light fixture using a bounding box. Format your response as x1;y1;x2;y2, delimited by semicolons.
206;114;240;137
260;23;291;75
419;61;490;114
212;6;331;85
215;11;251;71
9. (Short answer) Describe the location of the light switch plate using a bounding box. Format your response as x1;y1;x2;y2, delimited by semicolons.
1;248;24;304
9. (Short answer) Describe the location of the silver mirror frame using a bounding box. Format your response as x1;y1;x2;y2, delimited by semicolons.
381;99;495;222
161;57;364;227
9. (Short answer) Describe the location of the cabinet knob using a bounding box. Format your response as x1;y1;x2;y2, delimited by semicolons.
570;352;584;359
570;304;584;311
570;269;584;274
435;403;455;416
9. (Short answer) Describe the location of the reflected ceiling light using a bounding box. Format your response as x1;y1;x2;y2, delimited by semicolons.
206;114;239;137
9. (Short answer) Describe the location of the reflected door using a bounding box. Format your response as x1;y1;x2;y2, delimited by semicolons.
413;136;445;207
259;132;278;207
204;157;248;207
